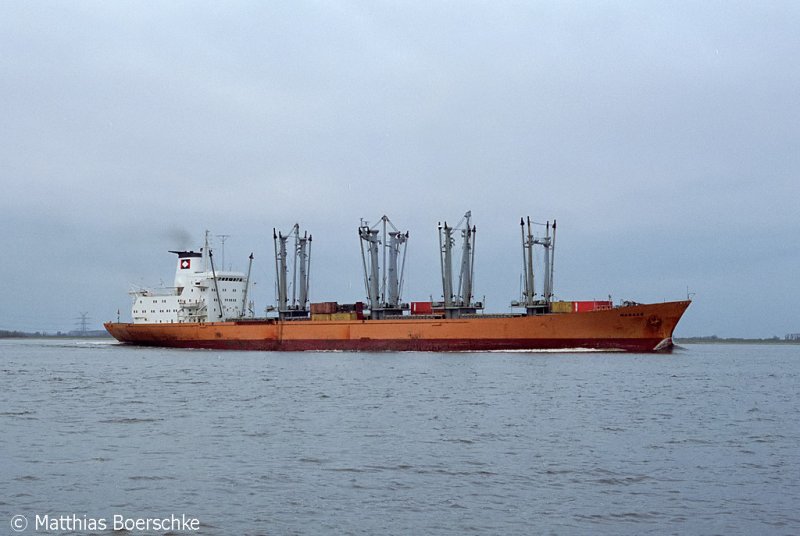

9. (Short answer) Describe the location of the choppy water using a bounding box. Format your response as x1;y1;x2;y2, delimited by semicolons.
1;339;798;535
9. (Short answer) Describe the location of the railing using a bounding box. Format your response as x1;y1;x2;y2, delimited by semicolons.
129;287;178;297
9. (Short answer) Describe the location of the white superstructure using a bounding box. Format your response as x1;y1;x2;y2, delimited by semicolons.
130;237;252;324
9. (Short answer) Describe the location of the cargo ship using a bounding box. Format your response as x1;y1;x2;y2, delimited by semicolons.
105;213;690;352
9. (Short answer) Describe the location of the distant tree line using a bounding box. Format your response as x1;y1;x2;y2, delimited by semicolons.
0;330;109;338
0;330;49;338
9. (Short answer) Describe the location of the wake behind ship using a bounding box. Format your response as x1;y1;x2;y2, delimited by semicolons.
105;213;690;352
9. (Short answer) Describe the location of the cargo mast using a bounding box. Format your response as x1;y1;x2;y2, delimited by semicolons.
297;231;311;308
359;215;409;319
240;253;254;318
202;230;224;321
517;217;557;315
438;211;481;318
273;224;312;319
535;220;556;302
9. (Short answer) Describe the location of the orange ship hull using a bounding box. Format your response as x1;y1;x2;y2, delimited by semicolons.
104;300;690;353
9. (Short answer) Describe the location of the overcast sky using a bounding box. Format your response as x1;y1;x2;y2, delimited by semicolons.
1;1;798;337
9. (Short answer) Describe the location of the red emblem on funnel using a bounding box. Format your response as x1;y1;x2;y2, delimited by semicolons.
180;259;191;269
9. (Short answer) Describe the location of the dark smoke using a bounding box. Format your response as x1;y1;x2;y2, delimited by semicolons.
163;226;193;249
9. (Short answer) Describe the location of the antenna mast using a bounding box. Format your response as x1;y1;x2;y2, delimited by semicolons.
216;234;230;270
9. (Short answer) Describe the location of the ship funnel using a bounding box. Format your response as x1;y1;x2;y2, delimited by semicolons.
170;250;203;289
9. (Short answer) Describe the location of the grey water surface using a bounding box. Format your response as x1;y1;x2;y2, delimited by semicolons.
1;339;798;535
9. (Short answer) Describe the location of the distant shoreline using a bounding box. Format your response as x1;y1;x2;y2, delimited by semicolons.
676;337;800;345
0;331;111;339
